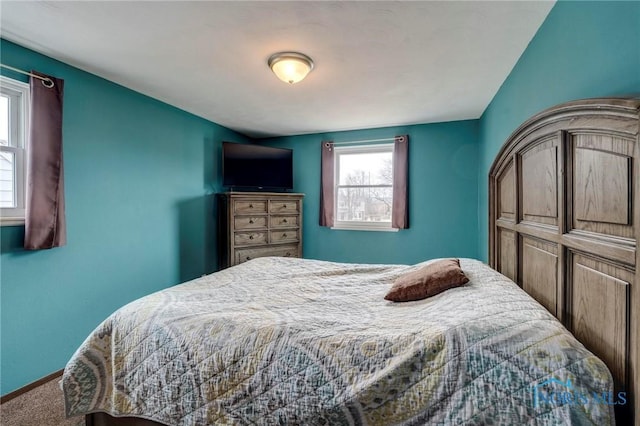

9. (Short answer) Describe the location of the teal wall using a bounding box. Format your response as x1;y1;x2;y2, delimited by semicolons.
0;40;249;394
477;0;640;260
262;120;480;265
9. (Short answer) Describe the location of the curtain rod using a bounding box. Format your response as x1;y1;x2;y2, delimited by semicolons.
0;64;55;88
328;137;397;146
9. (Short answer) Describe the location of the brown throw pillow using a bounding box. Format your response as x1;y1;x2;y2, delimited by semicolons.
385;258;469;302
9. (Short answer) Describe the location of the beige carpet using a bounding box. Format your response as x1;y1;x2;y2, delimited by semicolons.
1;376;84;426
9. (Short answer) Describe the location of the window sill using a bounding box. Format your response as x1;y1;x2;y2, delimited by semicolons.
331;223;398;232
1;217;25;226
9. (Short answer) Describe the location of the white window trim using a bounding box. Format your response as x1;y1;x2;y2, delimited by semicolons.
331;221;399;232
331;143;398;232
0;76;30;226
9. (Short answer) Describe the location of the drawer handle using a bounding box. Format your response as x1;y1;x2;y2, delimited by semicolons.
249;204;253;208
282;233;287;238
249;235;254;240
282;219;287;223
285;252;291;257
282;204;287;208
249;219;254;224
246;256;251;260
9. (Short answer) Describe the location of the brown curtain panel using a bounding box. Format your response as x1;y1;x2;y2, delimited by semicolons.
392;135;409;229
24;71;66;250
319;141;335;227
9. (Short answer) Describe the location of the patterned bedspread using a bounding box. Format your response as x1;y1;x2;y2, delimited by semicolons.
63;257;614;425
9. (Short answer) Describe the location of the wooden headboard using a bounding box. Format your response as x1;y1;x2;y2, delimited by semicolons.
489;98;640;425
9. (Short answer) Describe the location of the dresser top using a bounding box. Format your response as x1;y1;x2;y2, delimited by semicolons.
221;191;304;197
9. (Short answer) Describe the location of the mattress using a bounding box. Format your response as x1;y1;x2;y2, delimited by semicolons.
63;257;614;425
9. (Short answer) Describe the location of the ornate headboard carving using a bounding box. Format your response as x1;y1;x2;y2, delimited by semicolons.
489;98;640;425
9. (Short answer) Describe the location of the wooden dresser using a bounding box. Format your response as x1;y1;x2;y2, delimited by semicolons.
217;192;304;268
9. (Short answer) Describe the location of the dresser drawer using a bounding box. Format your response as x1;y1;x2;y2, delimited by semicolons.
270;215;298;228
269;229;299;243
234;216;267;230
269;200;299;214
235;245;299;264
234;200;267;215
234;231;267;246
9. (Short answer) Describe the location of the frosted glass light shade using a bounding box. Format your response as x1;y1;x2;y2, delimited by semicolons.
268;52;314;84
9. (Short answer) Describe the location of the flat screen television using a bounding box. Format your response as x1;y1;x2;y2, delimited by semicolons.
222;142;293;190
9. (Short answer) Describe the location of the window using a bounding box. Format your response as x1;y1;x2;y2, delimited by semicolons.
332;143;397;231
0;76;29;224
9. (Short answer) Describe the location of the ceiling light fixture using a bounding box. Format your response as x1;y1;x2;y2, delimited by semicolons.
268;52;314;84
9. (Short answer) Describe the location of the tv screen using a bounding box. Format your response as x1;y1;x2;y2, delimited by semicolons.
222;142;293;190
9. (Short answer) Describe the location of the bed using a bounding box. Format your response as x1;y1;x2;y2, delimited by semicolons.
64;256;614;425
63;97;639;425
489;97;640;425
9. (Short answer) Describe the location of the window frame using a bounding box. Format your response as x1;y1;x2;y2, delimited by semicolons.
331;143;398;232
0;75;30;225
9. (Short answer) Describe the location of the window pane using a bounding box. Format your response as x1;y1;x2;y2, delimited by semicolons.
0;151;15;207
338;151;392;185
0;95;9;146
336;186;392;222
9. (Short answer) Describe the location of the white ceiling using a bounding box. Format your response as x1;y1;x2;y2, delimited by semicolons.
0;1;555;139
